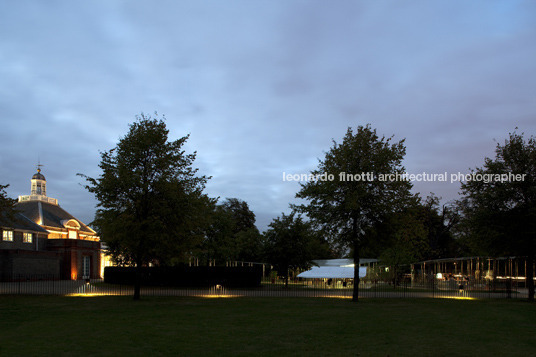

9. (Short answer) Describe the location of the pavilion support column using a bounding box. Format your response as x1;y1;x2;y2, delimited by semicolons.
422;263;425;285
470;259;473;278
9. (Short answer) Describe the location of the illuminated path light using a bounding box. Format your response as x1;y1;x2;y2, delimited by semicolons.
195;284;242;298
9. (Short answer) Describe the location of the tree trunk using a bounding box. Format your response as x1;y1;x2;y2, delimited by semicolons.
527;254;534;302
134;259;141;301
352;240;360;302
351;213;360;302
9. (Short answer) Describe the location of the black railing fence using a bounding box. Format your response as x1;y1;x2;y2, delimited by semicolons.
0;275;529;299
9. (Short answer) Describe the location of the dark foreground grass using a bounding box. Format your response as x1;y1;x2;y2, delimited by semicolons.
1;296;535;356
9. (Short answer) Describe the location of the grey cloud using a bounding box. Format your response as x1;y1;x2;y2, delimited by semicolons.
1;0;535;230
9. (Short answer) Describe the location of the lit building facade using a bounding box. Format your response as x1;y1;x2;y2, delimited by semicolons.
0;168;101;280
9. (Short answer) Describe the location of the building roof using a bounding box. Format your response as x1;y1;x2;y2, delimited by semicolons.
32;171;46;180
15;200;95;234
0;211;49;233
297;258;375;279
298;266;367;279
312;258;378;267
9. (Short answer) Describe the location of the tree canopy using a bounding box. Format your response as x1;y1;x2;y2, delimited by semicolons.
459;131;536;301
80;113;213;299
202;198;263;265
419;195;459;260
263;212;321;286
295;125;413;301
221;198;263;262
0;184;17;224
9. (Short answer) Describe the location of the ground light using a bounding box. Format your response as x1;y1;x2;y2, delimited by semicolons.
195;284;241;298
65;280;125;297
63;282;241;298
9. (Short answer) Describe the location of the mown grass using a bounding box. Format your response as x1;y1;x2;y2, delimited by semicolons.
0;296;535;356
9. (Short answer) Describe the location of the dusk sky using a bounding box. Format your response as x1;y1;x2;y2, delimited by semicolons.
1;0;535;230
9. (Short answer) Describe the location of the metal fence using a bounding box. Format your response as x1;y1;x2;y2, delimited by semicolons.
0;275;529;299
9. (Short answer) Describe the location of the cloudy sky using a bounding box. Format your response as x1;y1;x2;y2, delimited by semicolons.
1;0;535;230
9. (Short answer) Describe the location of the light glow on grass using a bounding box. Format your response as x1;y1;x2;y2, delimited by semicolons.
65;293;120;297
321;295;353;299
194;294;241;298
65;293;242;298
437;296;478;301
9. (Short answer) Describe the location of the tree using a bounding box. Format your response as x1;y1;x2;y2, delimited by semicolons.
364;194;460;262
0;184;17;224
376;200;427;287
234;227;263;262
222;198;256;233
202;204;236;265
221;198;263;262
459;131;536;301
202;198;263;264
364;194;459;286
295;125;413;301
80;113;213;300
420;195;459;260
0;184;15;213
263;212;317;287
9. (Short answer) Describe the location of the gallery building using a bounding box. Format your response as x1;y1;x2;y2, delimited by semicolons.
0;169;101;281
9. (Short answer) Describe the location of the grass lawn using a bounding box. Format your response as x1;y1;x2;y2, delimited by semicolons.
1;296;535;356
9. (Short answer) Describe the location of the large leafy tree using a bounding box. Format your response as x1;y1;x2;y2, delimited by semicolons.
375;200;427;286
263;212;320;287
366;194;460;260
296;125;413;301
81;113;213;300
202;204;236;265
420;195;459;260
202;198;263;265
222;198;256;232
221;198;263;262
366;194;459;285
459;131;536;301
